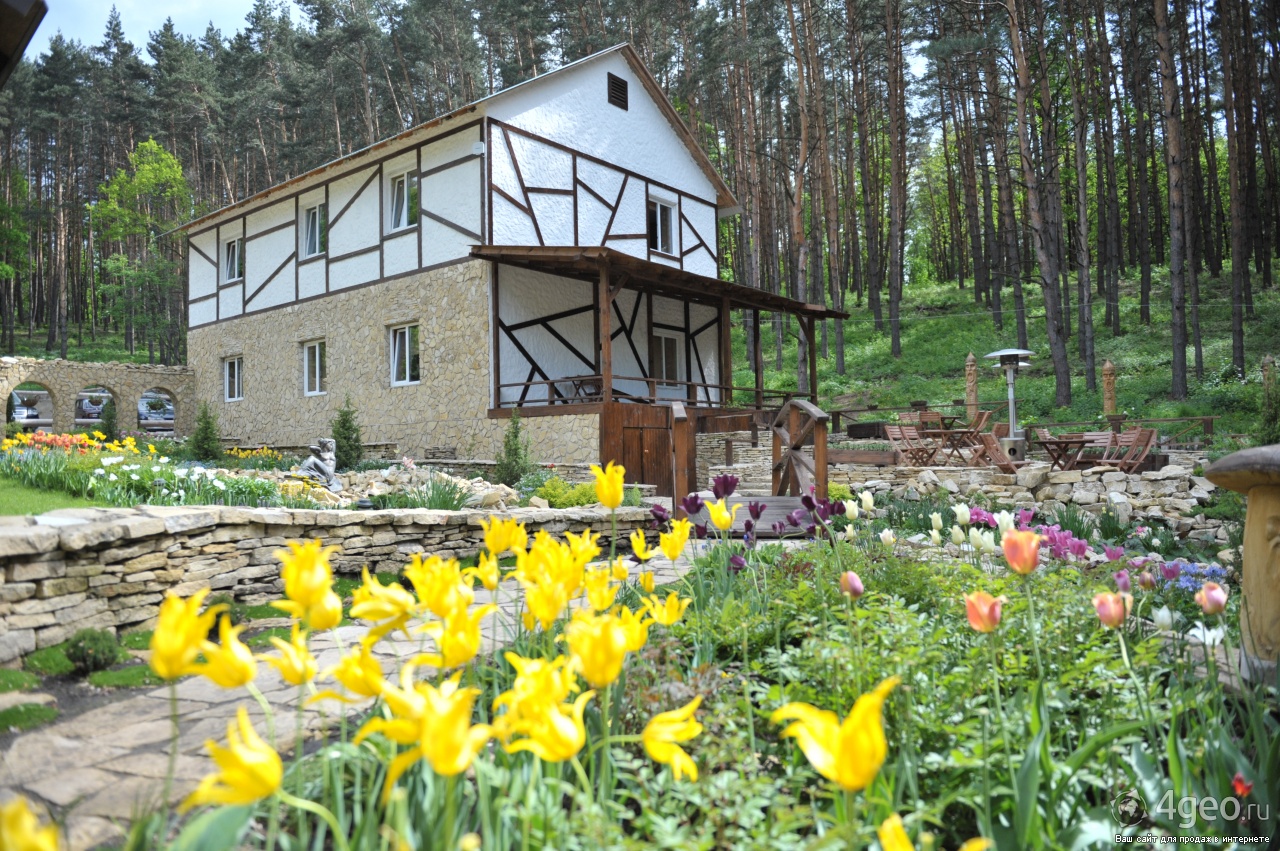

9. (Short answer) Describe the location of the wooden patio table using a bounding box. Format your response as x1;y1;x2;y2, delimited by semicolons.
922;428;974;466
938;414;964;429
1037;436;1089;471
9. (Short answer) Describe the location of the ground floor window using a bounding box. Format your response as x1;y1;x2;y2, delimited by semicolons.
651;330;681;384
224;357;243;401
390;324;420;385
303;341;326;396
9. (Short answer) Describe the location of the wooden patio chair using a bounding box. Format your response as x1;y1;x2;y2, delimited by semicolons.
971;432;1030;473
1095;428;1158;473
898;411;921;425
885;425;939;466
951;409;990;451
991;421;1009;440
919;410;943;428
1075;430;1118;465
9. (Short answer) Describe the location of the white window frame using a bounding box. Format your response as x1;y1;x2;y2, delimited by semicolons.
302;203;327;258
223;236;244;282
390;324;420;387
647;200;674;255
652;330;683;385
388;172;419;232
303;340;326;396
224;357;244;402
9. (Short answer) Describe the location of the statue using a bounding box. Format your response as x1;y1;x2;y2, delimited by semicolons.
295;438;341;492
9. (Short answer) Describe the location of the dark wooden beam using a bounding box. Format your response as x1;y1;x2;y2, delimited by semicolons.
598;262;613;405
720;297;732;406
752;309;764;410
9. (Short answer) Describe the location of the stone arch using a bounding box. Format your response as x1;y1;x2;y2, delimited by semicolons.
137;385;178;432
6;380;54;430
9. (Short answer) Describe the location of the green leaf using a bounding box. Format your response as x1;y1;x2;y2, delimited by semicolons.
168;805;253;851
1015;725;1046;847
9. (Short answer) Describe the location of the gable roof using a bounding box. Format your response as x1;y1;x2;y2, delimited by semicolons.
179;44;736;232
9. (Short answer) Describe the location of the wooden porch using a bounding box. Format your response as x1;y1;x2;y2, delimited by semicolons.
475;245;844;498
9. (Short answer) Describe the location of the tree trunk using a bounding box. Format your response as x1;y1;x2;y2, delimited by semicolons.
1155;0;1189;398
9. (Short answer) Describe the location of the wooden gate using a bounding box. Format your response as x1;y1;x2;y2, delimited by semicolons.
600;402;675;496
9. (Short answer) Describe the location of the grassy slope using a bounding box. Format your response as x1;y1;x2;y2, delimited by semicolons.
733;263;1279;435
0;478;105;515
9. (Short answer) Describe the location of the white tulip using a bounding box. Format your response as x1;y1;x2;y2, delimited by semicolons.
980;531;998;553
1152;606;1174;631
969;526;985;551
954;504;971;525
860;491;875;512
845;503;860;521
994;511;1015;534
1188;621;1224;647
879;528;896;547
951;525;965;545
930;512;943;532
930;529;942;547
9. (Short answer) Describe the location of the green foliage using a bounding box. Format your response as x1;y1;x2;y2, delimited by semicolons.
0;703;58;731
189;402;223;463
119;630;153;650
99;397;119;442
493;411;533;486
87;665;164;688
514;466;555;503
205;592;249;635
880;492;956;534
365;475;471;510
1259;366;1280;447
331;395;364;472
532;475;638;508
1047;502;1096;541
0;477;103;515
0;669;39;692
65;628;124;676
1095;505;1130;542
828;482;854;502
23;644;74;677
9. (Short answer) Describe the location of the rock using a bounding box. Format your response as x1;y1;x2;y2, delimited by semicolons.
0;692;55;712
1049;470;1083;484
940;479;960;494
903;487;921;501
1107;492;1133;525
475;490;505;508
1190;475;1217;492
1189;487;1211;502
529;496;550;509
917;469;939;487
1071;490;1099;506
1015;466;1049;490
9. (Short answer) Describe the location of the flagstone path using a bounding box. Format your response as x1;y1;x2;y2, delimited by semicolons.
0;550;703;851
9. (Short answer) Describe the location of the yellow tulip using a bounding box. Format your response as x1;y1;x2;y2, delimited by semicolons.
610;557;629;582
272;539;340;627
313;643;386;703
564;529;601;573
638;571;655;594
355;672;492;799
197;615;258;689
643;696;703;781
492;652;578;741
463;551;501;591
350;567;418;640
771;675;900;792
506;691;595;763
421;603;498;669
181;707;282;811
480;516;527;556
644;592;691;626
0;796;59;851
404;554;475;619
877;815;992;851
590;461;626;508
307;588;344;631
617;604;652;652
584;567;618;612
707;499;741;531
660;519;692;561
150;588;223;681
630;529;654;561
262;623;317;685
564;610;629;688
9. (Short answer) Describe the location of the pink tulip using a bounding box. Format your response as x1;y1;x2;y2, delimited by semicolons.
839;571;865;600
1093;592;1133;629
1194;582;1228;615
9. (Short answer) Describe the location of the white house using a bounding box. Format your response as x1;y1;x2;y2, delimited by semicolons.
182;44;837;494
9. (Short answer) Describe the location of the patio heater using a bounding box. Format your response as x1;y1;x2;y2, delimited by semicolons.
985;348;1034;462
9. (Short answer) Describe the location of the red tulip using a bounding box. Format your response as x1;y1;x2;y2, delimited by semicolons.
965;591;1006;633
1001;530;1042;575
1093;591;1133;629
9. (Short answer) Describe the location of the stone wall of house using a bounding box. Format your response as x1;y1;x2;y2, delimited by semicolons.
186;258;600;464
0;504;651;665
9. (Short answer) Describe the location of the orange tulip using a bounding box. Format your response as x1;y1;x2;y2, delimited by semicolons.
964;592;1006;633
1092;591;1133;628
1194;582;1228;615
1001;529;1042;575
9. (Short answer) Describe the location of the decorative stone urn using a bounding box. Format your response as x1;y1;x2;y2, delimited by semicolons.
1204;444;1280;680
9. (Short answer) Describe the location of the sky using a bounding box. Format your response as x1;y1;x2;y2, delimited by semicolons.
33;0;303;58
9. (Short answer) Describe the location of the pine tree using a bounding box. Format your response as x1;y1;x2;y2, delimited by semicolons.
331;395;363;471
99;397;118;442
494;411;533;486
189;402;223;462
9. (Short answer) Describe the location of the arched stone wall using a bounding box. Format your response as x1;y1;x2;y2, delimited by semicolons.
0;357;195;437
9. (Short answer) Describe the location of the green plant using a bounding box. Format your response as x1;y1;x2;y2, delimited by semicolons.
1257;365;1279;446
1095;505;1130;541
64;628;123;676
23;644;74;676
1047;502;1096;541
88;664;163;688
515;467;555;502
493;411;533;486
365;474;471;511
0;702;58;731
4;420;21;439
331;395;364;471
205;592;248;635
0;669;39;692
99;397;119;442
189;402;223;463
828;482;854;502
533;475;606;508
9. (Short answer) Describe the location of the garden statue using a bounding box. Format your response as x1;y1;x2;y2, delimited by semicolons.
296;438;342;492
1204;443;1280;680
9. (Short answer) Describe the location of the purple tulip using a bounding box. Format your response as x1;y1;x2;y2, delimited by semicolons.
804;523;817;536
839;571;865;599
693;523;707;540
771;520;787;537
712;474;739;500
681;494;704;516
1160;560;1182;581
650;504;671;523
1137;571;1156;591
815;501;832;521
743;519;755;535
1113;570;1131;593
728;554;747;573
831;500;846;518
787;508;807;528
1016;509;1035;527
801;493;817;512
744;532;757;550
748;501;767;521
1104;545;1126;562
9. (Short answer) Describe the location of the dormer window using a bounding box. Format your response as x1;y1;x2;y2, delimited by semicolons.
647;200;673;255
389;172;419;231
223;237;244;282
607;73;628;110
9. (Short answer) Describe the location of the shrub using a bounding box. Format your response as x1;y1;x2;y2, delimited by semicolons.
4;421;21;439
494;411;533;486
531;475;640;508
189;402;223;462
515;467;555;502
65;629;123;676
366;473;471;511
331;395;364;471
1259;363;1280;446
205;592;248;637
1048;502;1096;541
99;398;119;442
828;482;854;502
1095;505;1130;542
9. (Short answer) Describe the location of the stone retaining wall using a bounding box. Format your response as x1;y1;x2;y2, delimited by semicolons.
0;504;651;665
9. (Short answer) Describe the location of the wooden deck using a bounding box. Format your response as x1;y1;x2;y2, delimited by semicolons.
688;496;816;537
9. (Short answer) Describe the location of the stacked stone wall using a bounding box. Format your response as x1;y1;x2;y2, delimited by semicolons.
0;504;650;665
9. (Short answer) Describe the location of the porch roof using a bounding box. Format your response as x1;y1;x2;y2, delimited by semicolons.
470;245;846;320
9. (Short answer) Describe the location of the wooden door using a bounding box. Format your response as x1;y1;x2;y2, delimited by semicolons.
600;402;674;496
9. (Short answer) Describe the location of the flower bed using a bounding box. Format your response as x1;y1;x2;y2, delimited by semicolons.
5;465;1273;849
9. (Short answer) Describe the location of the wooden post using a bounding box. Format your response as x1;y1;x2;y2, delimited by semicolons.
719;297;732;406
752;309;764;410
771;411;783;496
1102;359;1117;415
805;316;818;403
598;262;612;405
965;352;978;419
671;401;691;513
1205;446;1280;680
491;263;501;409
813;412;828;500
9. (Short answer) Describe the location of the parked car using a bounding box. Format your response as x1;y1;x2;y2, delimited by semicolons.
138;393;175;423
77;396;105;419
8;391;38;421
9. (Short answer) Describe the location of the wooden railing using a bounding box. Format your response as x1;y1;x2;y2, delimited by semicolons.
1028;415;1219;449
771;399;829;499
496;374;795;410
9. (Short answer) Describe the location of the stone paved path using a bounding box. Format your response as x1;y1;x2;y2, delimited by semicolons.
0;551;701;851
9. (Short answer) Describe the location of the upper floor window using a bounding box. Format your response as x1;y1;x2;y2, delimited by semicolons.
389;172;419;232
223;237;244;282
303;203;327;258
647;201;673;255
224;357;244;401
390;324;420;386
303;340;326;396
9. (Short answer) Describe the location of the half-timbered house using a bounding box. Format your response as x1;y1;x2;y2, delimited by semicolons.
182;44;839;495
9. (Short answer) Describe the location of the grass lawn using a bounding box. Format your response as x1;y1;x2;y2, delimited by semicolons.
0;477;106;515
